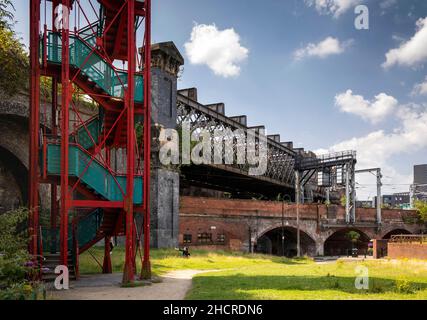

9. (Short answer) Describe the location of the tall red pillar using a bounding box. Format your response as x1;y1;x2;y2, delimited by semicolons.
123;0;136;284
29;0;41;257
59;0;71;267
141;0;152;280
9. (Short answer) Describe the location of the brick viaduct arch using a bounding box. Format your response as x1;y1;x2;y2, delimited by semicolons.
0;96;50;212
180;197;423;257
252;219;423;259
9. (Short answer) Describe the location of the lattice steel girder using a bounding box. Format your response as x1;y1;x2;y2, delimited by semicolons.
177;97;297;188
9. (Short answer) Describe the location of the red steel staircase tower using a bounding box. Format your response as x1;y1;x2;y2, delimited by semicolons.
29;0;152;283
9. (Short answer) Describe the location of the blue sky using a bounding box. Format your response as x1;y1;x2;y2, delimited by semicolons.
10;0;427;200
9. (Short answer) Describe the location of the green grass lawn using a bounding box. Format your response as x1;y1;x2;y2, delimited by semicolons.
79;247;427;300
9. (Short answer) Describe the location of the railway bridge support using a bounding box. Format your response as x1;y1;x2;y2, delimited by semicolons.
179;196;422;257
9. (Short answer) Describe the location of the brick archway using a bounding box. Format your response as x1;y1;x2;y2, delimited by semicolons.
324;228;372;256
253;220;320;245
0;113;50;211
254;223;319;257
381;227;413;239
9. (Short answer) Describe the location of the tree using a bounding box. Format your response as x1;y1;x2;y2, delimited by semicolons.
340;196;347;207
0;209;30;291
0;208;45;299
414;200;427;223
346;231;360;249
0;1;29;97
0;0;14;28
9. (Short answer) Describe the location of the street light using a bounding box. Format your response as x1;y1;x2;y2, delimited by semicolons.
295;171;301;258
279;193;291;257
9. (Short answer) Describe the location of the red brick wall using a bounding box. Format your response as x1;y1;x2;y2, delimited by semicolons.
372;239;388;258
180;196;418;222
178;196;420;252
180;196;320;219
388;243;427;260
179;215;249;251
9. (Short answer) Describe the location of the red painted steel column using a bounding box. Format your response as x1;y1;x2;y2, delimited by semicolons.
142;0;152;279
29;0;41;257
60;0;71;267
102;236;112;274
123;0;136;284
50;78;59;253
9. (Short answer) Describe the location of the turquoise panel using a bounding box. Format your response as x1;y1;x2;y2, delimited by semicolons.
74;117;101;150
77;209;104;249
43;32;144;103
46;144;143;204
41;226;72;254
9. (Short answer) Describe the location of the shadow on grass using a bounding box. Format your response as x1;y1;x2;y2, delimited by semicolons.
187;274;427;300
151;248;311;265
80;247;313;276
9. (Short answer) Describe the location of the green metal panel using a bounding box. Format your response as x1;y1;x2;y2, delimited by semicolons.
41;210;104;254
77;209;104;249
46;144;143;204
74;117;101;150
41;226;72;254
44;32;144;103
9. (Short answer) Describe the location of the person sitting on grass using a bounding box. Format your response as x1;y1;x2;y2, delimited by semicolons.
175;247;191;258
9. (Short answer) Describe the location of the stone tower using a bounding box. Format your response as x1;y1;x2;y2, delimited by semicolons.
149;42;184;248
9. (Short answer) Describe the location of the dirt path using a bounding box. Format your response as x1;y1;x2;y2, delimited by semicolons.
50;270;214;300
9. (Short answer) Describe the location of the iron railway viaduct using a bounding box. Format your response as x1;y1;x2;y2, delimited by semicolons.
0;41;422;257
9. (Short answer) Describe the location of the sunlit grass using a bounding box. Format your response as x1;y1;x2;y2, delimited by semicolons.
79;247;427;300
79;247;311;276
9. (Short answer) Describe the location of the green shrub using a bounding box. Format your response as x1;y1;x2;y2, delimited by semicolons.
0;208;44;300
370;280;385;293
395;279;415;294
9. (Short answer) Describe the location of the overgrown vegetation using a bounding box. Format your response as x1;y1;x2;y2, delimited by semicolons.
346;231;360;249
0;0;13;28
0;2;98;116
0;208;45;300
0;1;29;97
340;196;346;207
414;200;427;223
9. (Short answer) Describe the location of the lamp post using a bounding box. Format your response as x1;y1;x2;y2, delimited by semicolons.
280;194;291;257
295;171;301;258
281;200;284;257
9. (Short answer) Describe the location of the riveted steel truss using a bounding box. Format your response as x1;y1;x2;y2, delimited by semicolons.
177;94;297;193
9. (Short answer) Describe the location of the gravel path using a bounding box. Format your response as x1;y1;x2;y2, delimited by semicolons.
51;270;215;300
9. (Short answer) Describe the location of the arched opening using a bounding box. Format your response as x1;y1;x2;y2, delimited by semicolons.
0;146;28;213
256;227;316;257
382;229;412;239
324;228;371;256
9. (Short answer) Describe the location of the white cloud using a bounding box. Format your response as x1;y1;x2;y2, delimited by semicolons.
316;104;427;199
383;17;427;69
380;0;397;10
294;37;352;61
380;0;397;16
335;90;398;124
411;77;427;96
184;23;249;78
305;0;362;18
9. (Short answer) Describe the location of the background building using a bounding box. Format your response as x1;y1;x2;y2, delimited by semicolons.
374;192;410;209
413;164;427;202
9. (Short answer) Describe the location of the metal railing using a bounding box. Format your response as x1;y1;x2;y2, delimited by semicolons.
390;235;427;243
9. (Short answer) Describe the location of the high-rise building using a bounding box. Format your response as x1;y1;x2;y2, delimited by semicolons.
413;164;427;202
414;164;427;184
